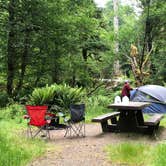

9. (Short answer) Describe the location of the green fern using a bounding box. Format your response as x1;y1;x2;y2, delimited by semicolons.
28;84;85;114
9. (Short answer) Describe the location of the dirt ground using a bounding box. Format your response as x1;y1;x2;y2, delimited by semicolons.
28;124;166;166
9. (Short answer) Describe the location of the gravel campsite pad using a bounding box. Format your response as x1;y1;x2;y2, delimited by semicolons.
28;124;166;166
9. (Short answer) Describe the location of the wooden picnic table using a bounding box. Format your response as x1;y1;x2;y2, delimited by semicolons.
92;101;164;134
108;102;150;133
107;102;164;134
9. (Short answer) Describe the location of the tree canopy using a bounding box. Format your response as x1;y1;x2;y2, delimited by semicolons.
0;0;165;104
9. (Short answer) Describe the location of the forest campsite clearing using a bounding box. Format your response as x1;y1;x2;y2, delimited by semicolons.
1;0;166;166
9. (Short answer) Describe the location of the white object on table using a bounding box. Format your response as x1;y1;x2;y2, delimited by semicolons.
122;96;129;103
114;96;121;104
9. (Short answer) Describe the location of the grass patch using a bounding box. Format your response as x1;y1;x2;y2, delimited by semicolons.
106;141;166;166
0;120;46;166
160;117;166;127
151;142;166;166
86;105;111;122
105;142;151;166
85;95;113;122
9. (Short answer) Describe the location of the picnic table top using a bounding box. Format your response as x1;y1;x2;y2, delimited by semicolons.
108;101;151;110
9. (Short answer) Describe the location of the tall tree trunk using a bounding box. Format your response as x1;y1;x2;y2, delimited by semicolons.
140;0;152;69
113;0;119;52
82;48;88;61
14;30;30;96
7;0;16;97
34;58;46;87
51;55;60;83
113;0;120;76
52;62;59;83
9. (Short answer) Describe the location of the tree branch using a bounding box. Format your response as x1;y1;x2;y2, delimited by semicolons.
87;82;105;96
142;45;153;68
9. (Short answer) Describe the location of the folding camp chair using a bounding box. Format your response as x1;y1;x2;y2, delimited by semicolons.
64;104;85;137
25;105;51;139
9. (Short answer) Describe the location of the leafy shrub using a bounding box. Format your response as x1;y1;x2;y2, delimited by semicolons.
29;84;85;114
29;85;55;106
53;84;85;111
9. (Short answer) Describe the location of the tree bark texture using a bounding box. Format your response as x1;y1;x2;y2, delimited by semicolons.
14;30;30;96
113;0;120;76
7;0;16;97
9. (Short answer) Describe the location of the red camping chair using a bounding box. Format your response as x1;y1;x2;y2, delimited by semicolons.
25;105;51;139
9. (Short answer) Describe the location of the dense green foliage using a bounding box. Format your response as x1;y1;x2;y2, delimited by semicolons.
0;0;165;105
0;0;111;101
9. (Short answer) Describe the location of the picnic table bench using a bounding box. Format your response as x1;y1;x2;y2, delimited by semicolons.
91;112;120;132
144;114;164;134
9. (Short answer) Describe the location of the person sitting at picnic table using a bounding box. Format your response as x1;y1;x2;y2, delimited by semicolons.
121;80;133;99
